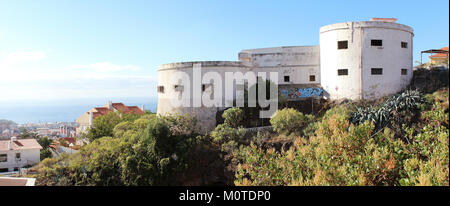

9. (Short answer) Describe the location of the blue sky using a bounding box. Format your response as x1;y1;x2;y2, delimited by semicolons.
0;0;448;103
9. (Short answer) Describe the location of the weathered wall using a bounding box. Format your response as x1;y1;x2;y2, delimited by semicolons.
239;46;320;85
0;149;40;172
157;61;252;132
320;21;414;100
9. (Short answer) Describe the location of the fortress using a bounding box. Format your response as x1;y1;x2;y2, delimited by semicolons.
157;18;414;131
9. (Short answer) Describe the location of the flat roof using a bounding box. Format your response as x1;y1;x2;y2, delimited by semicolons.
0;177;36;186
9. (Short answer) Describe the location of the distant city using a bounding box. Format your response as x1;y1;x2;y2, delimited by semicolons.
0;97;157;140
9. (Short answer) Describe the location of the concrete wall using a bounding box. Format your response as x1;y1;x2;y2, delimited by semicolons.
157;20;415;131
320;21;414;100
0;149;40;172
157;61;252;132
239;46;320;85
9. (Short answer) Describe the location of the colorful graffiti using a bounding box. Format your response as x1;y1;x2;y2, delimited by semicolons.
281;87;323;99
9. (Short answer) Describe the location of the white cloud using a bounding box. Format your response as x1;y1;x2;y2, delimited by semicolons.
0;51;156;102
0;51;46;66
71;62;141;72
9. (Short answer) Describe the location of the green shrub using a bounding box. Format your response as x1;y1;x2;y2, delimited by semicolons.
234;90;449;186
222;107;245;128
270;108;312;135
33;115;200;186
211;124;246;145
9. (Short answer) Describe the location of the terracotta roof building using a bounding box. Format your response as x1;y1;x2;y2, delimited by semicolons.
429;46;449;65
0;137;42;173
75;101;145;135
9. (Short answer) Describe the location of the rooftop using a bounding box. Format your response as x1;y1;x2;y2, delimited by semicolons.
0;138;43;151
0;177;36;186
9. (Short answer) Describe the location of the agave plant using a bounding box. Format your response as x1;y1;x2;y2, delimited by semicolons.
351;90;425;130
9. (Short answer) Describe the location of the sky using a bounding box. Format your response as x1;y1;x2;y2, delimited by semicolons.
0;0;449;104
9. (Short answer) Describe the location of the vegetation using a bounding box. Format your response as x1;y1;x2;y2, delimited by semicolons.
234;89;449;186
32;113;204;186
86;111;142;141
32;87;449;186
270;108;313;136
38;137;53;160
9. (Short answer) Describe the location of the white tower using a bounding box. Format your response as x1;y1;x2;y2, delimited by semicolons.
319;19;414;100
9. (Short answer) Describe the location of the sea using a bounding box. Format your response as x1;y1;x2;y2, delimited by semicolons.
0;97;158;124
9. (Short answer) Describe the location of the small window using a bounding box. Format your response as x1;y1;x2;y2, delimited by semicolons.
337;69;348;76
174;85;184;92
157;86;164;93
0;168;8;173
309;75;316;82
371;68;383;75
401;42;408;48
13;167;19;172
284;76;290;82
16;153;20;159
0;154;6;162
202;84;206;92
338;41;348;49
401;69;408;75
371;39;383;46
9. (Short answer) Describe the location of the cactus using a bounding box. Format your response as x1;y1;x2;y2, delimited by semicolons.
351;90;425;129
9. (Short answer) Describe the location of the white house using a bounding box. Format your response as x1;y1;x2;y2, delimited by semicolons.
0;137;42;173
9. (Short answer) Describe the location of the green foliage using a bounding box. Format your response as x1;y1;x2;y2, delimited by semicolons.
33;114;200;186
40;149;52;160
351;90;425;129
87;111;142;141
222;107;245;128
211;124;246;153
18;128;39;139
160;113;199;136
235;89;449;186
38;137;52;149
270;108;312;135
38;137;53;160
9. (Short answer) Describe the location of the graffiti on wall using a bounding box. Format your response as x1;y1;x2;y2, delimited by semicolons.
281;87;323;99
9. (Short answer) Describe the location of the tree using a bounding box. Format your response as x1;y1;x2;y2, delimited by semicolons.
270;108;312;135
87;111;142;141
38;137;52;149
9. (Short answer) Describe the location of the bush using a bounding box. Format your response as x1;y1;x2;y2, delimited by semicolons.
33;115;200;186
222;107;245;128
87;111;143;141
270;108;312;135
234;89;449;186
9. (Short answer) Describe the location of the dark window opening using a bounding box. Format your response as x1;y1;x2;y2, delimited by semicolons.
371;39;383;46
338;41;348;49
15;153;20;159
401;69;408;75
13;167;19;172
0;168;8;173
157;86;164;93
284;76;290;82
309;75;316;81
401;42;408;48
337;69;348;76
202;84;207;92
371;68;383;75
0;154;6;162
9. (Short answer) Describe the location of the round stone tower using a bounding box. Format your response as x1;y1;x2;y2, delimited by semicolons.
319;19;414;100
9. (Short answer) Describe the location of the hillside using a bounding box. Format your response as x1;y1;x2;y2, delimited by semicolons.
30;71;449;185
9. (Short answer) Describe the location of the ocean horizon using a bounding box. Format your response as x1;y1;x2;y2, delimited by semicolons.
0;97;158;124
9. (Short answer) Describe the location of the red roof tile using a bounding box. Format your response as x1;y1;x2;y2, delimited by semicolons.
127;106;145;115
87;102;145;119
0;138;43;151
430;47;449;58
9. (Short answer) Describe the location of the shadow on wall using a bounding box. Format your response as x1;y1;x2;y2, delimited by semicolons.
410;69;449;93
